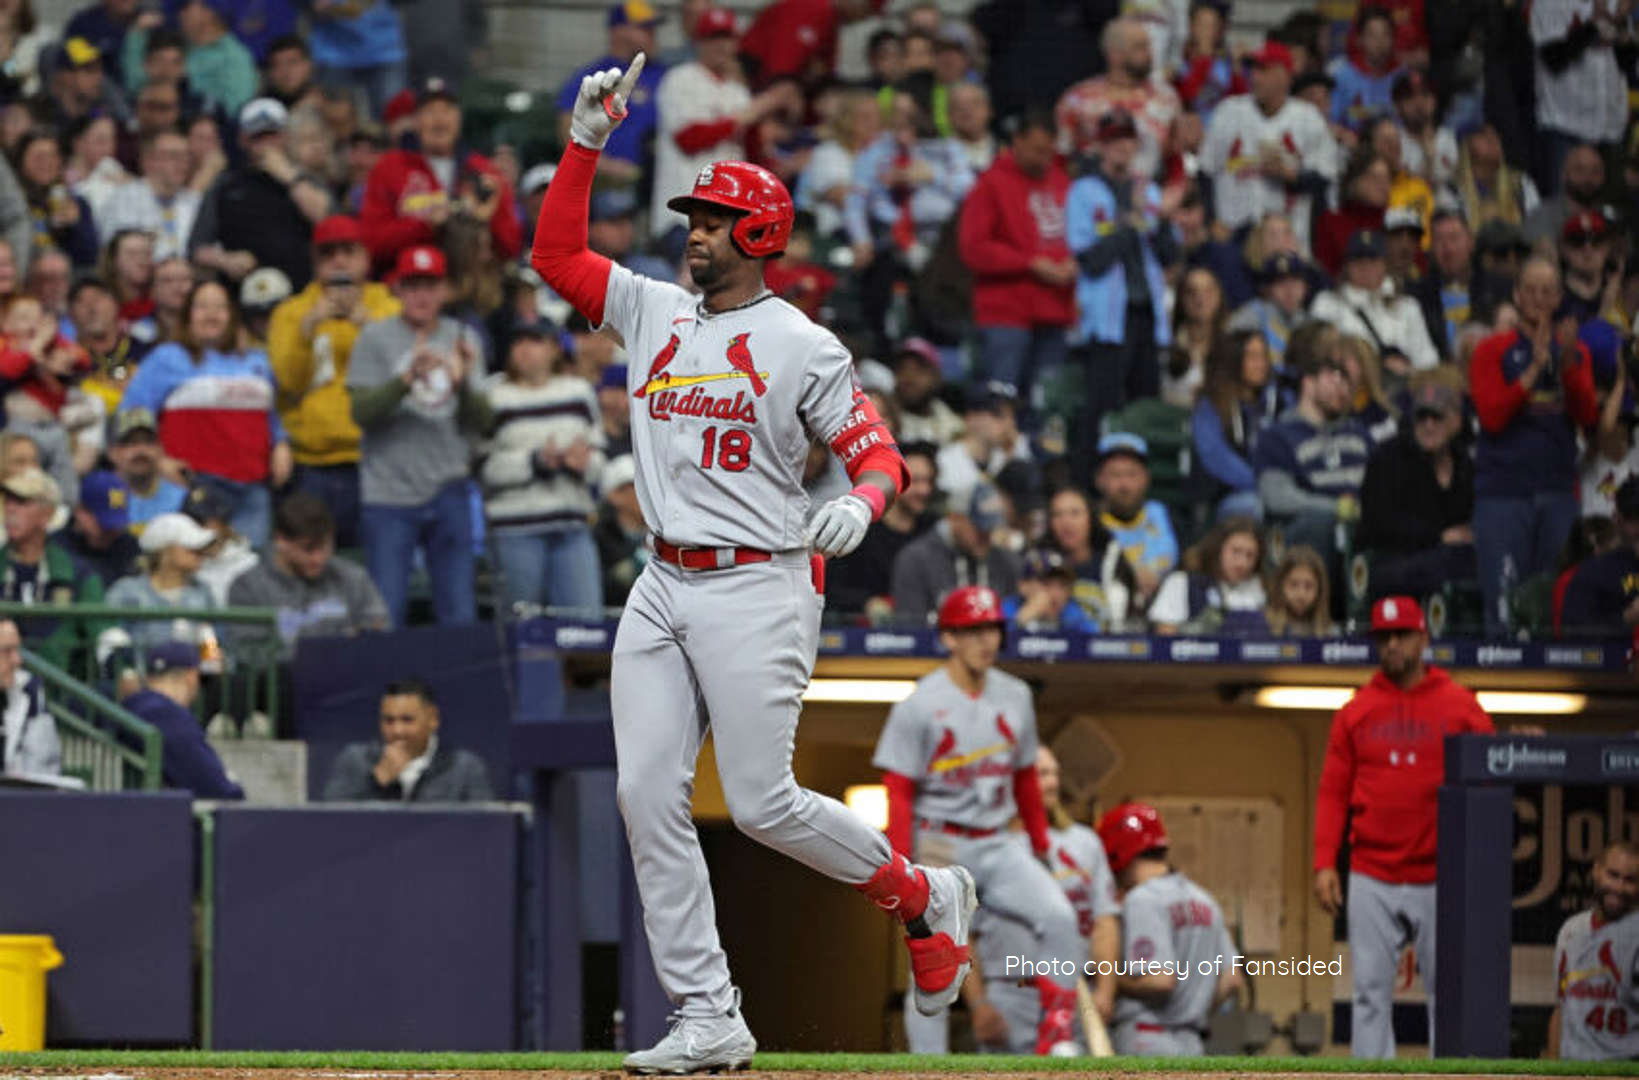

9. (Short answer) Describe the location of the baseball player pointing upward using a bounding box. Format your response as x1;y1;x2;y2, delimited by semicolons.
532;56;976;1074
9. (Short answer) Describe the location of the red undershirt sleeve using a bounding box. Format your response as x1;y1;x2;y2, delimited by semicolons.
529;142;614;326
882;770;916;858
1012;767;1050;855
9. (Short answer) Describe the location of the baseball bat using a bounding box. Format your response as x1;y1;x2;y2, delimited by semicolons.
1076;976;1115;1058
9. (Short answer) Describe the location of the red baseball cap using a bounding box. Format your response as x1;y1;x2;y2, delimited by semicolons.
1371;595;1426;633
1247;40;1295;73
313;215;363;248
1563;210;1611;243
695;7;736;37
391;244;447;281
383;88;417;126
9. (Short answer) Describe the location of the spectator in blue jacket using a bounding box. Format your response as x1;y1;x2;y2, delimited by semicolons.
306;0;408;119
1561;476;1639;636
554;1;664;187
1329;7;1401;134
1066;109;1177;486
1193;329;1281;520
119;639;244;799
1253;343;1370;560
1004;547;1098;632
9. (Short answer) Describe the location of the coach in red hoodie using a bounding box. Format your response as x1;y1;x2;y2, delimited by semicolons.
956;110;1073;429
1313;596;1493;1059
359;76;522;272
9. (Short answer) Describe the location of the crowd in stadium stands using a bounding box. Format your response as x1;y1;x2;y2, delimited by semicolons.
0;0;1627;703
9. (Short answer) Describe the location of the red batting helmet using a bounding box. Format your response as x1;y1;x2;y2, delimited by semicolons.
937;586;1005;631
1097;802;1170;876
667;161;794;259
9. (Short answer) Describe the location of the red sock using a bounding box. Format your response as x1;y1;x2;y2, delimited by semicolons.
1034;977;1077;1054
856;853;930;922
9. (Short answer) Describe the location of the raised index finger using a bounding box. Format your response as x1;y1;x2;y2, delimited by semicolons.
615;51;647;99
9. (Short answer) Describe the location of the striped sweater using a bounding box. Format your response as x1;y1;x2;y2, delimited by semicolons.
479;373;605;534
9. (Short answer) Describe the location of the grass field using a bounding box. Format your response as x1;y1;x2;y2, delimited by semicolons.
1;1051;1636;1078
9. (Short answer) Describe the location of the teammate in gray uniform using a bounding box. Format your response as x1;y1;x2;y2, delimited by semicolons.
1548;841;1639;1060
873;586;1085;1055
1098;801;1242;1056
968;746;1121;1053
532;56;977;1075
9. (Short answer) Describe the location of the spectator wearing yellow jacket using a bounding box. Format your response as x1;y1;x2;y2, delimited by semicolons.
267;215;399;547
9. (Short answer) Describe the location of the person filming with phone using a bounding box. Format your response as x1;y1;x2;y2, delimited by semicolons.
268;214;400;548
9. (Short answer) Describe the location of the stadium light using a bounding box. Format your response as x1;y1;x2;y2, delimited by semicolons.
844;784;889;830
1254;686;1587;715
802;679;918;704
1253;686;1353;710
1474;691;1587;715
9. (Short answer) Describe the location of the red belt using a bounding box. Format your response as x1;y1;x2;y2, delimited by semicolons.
1136;1023;1208;1035
654;540;772;572
918;818;998;839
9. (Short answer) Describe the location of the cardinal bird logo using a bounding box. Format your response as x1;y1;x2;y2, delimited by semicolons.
928;728;957;773
996;714;1016;747
725;332;768;397
633;333;680;399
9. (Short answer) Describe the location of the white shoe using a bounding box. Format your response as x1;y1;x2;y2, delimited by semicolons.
242;710;275;740
205;713;238;741
622;992;756;1075
908;864;977;1016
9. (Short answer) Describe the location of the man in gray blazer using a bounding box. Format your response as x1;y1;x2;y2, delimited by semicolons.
322;680;493;802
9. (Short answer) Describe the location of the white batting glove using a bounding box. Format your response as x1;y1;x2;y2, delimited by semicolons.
807;493;873;558
569;51;646;150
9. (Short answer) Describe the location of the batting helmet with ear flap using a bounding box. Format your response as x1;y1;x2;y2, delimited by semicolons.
937;586;1006;631
667;160;794;258
1097;801;1170;875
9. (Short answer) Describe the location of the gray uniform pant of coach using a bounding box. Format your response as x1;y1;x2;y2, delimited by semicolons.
1112;1020;1205;1055
1348;871;1437;1059
610;555;894;1015
902;829;1082;1053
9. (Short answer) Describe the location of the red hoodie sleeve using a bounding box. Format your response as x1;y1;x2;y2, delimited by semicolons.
1313;703;1357;872
957;176;1034;277
1469;331;1531;434
529;143;614;326
1012;766;1050;855
1562;341;1600;428
674;118;741;155
1464;687;1497;734
357;153;434;263
0;342;33;380
883;770;916;858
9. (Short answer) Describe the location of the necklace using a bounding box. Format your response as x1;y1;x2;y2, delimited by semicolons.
699;289;773;318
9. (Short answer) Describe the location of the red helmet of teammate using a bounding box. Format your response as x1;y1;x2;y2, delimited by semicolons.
667;160;794;259
937;586;1005;632
1097;802;1170;876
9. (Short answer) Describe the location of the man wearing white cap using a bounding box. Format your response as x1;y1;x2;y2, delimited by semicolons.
0;466;108;668
190;96;334;289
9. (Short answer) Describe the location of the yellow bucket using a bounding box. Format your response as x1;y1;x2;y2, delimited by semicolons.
0;934;64;1050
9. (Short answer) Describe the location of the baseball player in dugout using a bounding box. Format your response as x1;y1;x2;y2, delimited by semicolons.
532;55;977;1075
1313;596;1495;1059
1546;841;1639;1060
964;745;1121;1054
872;586;1091;1055
1098;801;1242;1055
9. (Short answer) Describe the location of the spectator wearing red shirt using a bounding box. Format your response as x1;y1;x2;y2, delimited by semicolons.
957;111;1074;427
1313;595;1493;1060
1312;148;1391;276
358;76;520;272
738;0;882;89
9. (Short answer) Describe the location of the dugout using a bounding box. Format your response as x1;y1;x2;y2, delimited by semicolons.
531;618;1639;1056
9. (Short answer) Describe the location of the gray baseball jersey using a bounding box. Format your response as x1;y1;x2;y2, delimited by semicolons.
1113;871;1233;1035
976;824;1119;973
602;263;863;549
872;667;1039;832
1555;908;1639;1060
